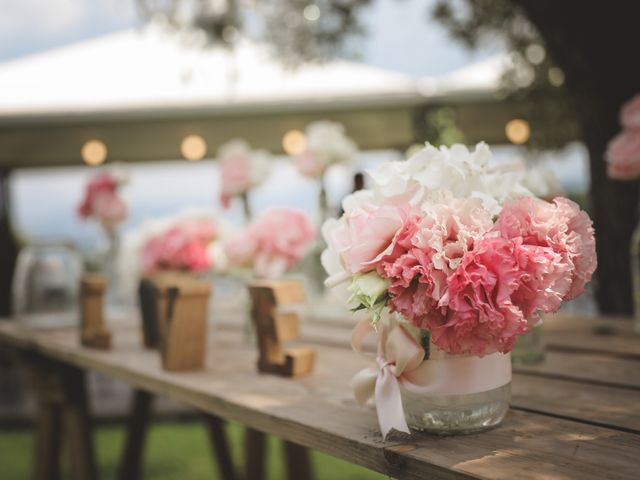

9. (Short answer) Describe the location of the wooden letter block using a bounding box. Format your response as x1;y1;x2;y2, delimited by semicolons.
152;276;211;372
79;273;111;349
249;280;315;377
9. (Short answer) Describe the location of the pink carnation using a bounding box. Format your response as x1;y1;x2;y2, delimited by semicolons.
620;94;640;129
225;208;316;278
435;236;529;356
494;196;596;301
78;173;127;225
142;220;217;273
605;130;640;180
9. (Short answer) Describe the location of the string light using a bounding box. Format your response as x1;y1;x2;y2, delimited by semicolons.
282;130;307;155
181;134;207;161
505;119;531;145
81;139;108;166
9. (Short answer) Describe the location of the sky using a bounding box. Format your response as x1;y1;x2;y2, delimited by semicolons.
0;0;499;77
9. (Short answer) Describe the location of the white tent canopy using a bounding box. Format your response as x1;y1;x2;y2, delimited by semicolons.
0;27;543;168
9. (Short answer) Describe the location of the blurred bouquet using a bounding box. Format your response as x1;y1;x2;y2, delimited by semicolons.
323;142;597;357
77;171;128;229
217;139;271;214
606;94;640;179
141;220;218;274
293;121;358;178
224;208;316;278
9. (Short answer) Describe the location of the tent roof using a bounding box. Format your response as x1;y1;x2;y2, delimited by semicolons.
0;27;423;121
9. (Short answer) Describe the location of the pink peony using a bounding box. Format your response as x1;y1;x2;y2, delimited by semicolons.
620;94;640;129
294;151;325;178
494;196;596;301
142;220;217;273
435;236;529;356
605;130;640;180
225;208;316;278
78;173;127;225
219;153;252;207
328;203;409;275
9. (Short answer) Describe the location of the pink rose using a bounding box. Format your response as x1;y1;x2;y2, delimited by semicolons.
294;151;325;178
329;204;409;275
92;192;128;226
219;154;252;207
142;220;217;273
78;173;127;225
225;208;316;278
494;196;596;301
435;236;529;356
605;130;640;180
620;94;640;129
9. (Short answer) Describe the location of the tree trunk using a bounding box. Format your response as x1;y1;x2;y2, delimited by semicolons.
515;0;640;314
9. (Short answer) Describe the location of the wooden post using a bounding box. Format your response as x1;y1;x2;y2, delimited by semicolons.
248;280;315;377
153;275;211;371
245;428;267;480
79;273;111;349
204;414;238;480
118;389;154;480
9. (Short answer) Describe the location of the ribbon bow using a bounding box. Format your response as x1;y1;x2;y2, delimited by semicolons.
350;319;512;439
350;319;427;438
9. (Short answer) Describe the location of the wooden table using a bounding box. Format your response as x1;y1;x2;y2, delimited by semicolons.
0;313;639;480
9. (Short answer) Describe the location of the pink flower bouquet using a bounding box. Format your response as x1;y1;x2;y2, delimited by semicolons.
142;220;218;274
323;143;596;437
224;208;316;278
78;172;128;228
293;121;358;179
606;94;640;179
217;139;271;210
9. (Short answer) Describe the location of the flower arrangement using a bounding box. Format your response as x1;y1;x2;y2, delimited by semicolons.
77;171;128;229
293;121;358;178
606;94;640;179
224;208;316;279
217;139;271;214
141;219;218;274
323;142;596;357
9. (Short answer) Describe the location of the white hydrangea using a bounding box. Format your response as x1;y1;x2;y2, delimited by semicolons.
361;142;533;216
305;121;358;168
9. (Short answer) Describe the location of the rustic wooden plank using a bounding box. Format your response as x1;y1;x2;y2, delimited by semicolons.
1;323;639;480
513;351;640;390
118;389;154;480
511;374;640;433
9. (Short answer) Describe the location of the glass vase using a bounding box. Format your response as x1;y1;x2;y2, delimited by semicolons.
512;321;545;365
397;322;511;435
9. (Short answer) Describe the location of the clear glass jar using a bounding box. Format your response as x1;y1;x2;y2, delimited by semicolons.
401;383;511;435
397;321;511;435
12;240;83;327
512;321;545;365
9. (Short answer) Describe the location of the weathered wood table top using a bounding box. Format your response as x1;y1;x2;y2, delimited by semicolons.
0;313;639;480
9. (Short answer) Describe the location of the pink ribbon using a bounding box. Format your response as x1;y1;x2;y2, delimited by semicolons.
350;319;511;438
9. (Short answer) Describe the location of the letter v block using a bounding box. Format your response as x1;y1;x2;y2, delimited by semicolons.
248;280;315;377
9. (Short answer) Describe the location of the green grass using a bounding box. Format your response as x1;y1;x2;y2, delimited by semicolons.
0;419;390;480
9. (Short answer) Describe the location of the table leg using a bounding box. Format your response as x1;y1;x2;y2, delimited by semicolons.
204;414;237;480
245;428;267;480
60;366;98;480
33;401;63;480
283;440;313;480
118;389;154;480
